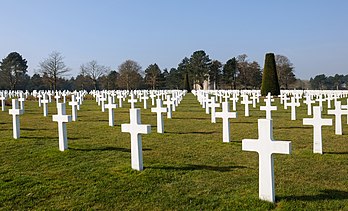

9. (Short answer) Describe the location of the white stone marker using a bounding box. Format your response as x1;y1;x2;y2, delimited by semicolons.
230;94;238;111
0;94;6;111
241;94;252;117
69;95;79;121
100;95;107;112
215;101;237;143
287;97;300;120
18;93;25;111
303;94;315;116
209;96;220;123
52;103;72;151
260;95;277;120
327;101;348;135
105;96;118;126
142;94;149;109
9;99;24;139
163;96;173;119
128;94;137;109
242;119;291;203
117;95;123;108
41;94;49;117
303;106;332;154
151;99;167;133
121;108;151;171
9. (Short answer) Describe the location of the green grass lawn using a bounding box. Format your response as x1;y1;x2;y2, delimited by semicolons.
0;93;347;210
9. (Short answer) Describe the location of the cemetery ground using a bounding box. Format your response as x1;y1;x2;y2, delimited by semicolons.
0;93;347;210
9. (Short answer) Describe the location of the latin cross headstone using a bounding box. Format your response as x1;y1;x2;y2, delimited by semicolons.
128;93;137;109
52;103;72;151
69;95;79;121
142;94;149;109
151;99;167;133
287;97;300;120
9;99;24;139
260;94;277;120
303;94;315;116
105;96;118;126
303;106;332;154
241;94;252;117
215;101;237;143
121;108;151;171
0;94;6;111
99;95;107;112
18;93;25;111
117;95;123;108
163;96;173;119
230;94;238;111
242;119;291;203
209;96;220;123
41;94;49;117
327;101;348;135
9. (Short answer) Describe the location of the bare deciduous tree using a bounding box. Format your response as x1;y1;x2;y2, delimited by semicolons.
80;60;109;90
38;51;70;90
117;60;143;90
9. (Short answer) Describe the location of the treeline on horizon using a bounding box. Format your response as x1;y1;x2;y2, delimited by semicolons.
0;50;346;91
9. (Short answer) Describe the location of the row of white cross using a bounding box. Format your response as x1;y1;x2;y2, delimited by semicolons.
193;89;348;203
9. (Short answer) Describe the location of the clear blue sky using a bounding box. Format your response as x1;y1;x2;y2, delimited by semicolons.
1;0;347;80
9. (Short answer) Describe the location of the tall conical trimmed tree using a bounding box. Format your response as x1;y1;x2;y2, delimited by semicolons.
184;73;191;92
261;53;280;96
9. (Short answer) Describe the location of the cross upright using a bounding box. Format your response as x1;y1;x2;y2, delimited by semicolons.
163;95;173;118
209;96;220;123
117;95;124;108
303;94;315;116
242;119;291;203
282;94;290;109
250;93;258;108
303;106;332;154
41;94;49;117
99;94;107;112
287;97;300;120
215;101;237;143
54;92;61;105
260;95;277;120
327;101;348;135
37;93;42;107
9;99;24;139
0;93;6;111
205;97;212;114
230;94;238;111
105;96;118;126
141;94;149;109
128;93;138;109
52;103;72;151
121;108;151;171
241;94;252;117
316;94;325;111
69;94;79;121
151;99;168;133
18;93;25;111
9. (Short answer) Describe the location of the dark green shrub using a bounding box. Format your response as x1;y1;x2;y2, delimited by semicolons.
261;53;280;96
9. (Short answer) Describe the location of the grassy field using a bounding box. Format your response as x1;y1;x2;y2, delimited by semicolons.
0;93;347;210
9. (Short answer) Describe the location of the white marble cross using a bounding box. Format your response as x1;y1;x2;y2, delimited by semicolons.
230;94;238;111
142;94;149;109
52;103;72;151
121;108;151;171
9;99;24;139
209;96;220;123
128;93;137;109
241;94;252;117
41;94;49;117
0;94;6;111
117;95;123;108
163;96;173;119
105;96;118;126
215;101;237;143
303;94;315;116
287;97;300;120
151;99;167;133
260;95;277;120
18;93;25;111
327;101;348;135
99;95;107;112
242;119;291;203
303;106;332;154
68;95;79;121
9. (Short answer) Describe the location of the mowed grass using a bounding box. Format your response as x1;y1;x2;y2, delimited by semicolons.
0;93;347;210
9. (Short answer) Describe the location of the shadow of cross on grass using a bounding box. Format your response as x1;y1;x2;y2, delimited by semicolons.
278;189;348;202
68;146;152;152
148;164;246;172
